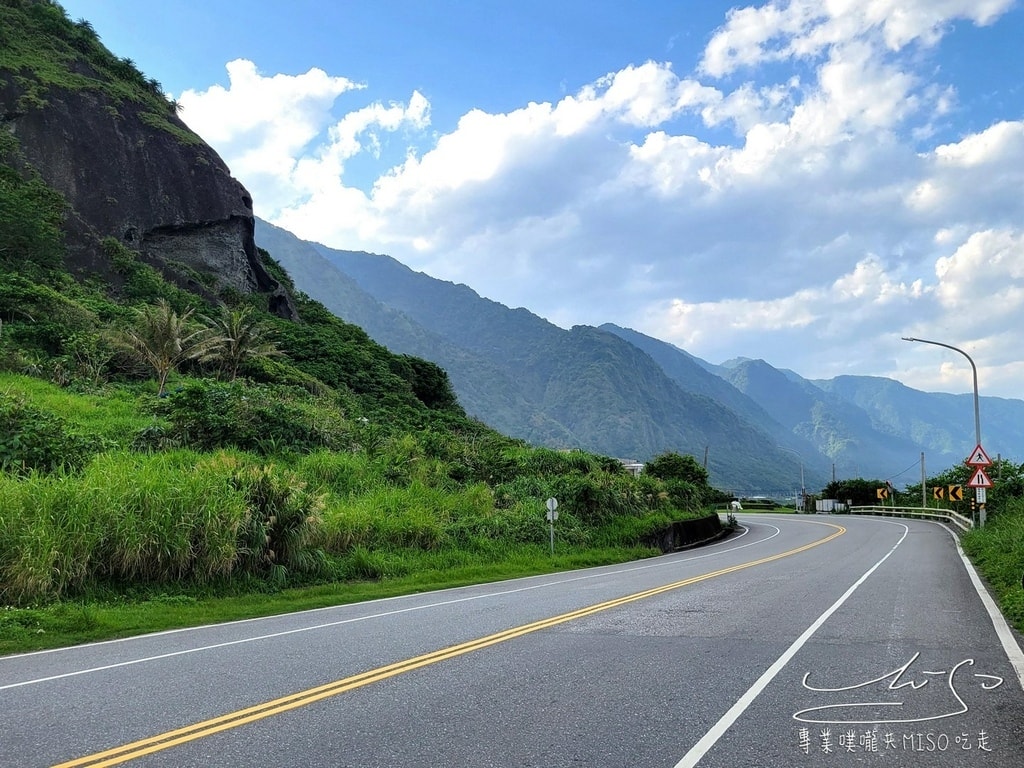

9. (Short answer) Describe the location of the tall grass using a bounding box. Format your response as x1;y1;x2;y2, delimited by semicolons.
0;379;711;608
962;497;1024;631
0;372;156;446
0;451;333;604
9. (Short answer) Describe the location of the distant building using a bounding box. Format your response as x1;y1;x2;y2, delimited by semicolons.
618;459;644;477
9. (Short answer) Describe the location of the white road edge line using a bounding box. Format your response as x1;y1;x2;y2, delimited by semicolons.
0;523;764;663
939;522;1024;691
0;523;779;690
673;521;910;768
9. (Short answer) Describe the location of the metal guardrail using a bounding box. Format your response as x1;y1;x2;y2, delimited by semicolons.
842;505;974;533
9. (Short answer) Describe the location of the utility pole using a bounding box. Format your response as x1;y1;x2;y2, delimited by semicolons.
921;452;926;508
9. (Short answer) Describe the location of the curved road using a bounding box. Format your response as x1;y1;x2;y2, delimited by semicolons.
3;514;1023;767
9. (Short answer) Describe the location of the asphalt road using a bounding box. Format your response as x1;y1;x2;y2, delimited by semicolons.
2;514;1023;767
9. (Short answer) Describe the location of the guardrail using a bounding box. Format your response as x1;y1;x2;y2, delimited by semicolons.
842;505;974;533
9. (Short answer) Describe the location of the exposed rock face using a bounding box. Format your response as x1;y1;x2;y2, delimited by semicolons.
0;66;296;318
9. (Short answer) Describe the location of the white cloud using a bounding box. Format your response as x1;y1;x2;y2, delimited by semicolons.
645;254;925;357
699;0;1013;78
907;121;1024;227
175;4;1023;400
934;229;1024;320
177;59;431;221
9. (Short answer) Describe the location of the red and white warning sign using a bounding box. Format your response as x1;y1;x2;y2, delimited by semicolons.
968;466;993;488
966;444;992;467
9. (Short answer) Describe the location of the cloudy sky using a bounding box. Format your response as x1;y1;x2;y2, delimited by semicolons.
61;1;1024;400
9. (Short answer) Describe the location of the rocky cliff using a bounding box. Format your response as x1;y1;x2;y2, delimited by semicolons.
0;0;295;318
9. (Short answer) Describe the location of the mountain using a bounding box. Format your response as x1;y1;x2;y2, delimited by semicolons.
815;376;1024;469
256;219;828;492
255;219;1024;490
599;324;821;458
0;0;294;318
718;359;927;479
1;0;469;425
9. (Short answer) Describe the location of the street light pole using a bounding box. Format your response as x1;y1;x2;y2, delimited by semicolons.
902;336;985;527
901;337;981;446
777;446;805;512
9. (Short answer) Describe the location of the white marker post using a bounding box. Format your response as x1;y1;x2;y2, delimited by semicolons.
545;497;558;555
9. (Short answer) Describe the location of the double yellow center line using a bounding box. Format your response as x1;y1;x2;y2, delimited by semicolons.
55;522;844;767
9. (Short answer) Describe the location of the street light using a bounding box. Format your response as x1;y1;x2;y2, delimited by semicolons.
902;336;986;527
777;445;805;512
901;337;981;447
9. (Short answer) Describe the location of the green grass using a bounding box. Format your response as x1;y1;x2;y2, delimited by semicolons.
0;545;658;656
0;373;158;445
962;498;1024;634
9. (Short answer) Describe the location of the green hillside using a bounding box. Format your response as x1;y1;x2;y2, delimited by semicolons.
0;0;730;653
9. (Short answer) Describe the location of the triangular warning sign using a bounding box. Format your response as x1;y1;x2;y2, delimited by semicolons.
968;467;993;488
966;444;992;466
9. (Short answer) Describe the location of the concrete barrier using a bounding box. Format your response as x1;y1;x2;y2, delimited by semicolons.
646;512;726;552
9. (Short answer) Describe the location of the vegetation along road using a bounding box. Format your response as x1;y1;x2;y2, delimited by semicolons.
2;514;1022;767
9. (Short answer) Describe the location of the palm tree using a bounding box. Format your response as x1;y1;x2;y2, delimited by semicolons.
200;304;284;381
112;300;222;395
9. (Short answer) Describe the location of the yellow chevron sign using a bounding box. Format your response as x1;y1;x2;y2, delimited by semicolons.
933;486;945;500
948;484;963;501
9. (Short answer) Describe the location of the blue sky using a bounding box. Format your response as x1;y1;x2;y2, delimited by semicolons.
59;1;1024;402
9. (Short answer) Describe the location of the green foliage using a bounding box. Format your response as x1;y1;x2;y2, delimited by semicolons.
0;451;333;604
230;462;326;581
256;247;295;292
0;388;106;473
962;496;1024;631
152;379;350;455
643;451;715;511
109;298;222;395
268;295;429;415
295;449;377;498
645;452;709;486
0;271;98;359
0;451;245;602
391;354;463;413
103;238;181;303
822;477;889;506
199;303;284;381
0;132;66;272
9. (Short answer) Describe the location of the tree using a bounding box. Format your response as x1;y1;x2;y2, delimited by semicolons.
821;478;887;507
200;304;284;382
644;451;713;511
111;299;222;395
645;452;709;487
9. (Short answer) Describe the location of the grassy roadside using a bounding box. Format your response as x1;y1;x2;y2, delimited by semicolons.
0;545;657;656
5;509;1020;656
961;498;1024;635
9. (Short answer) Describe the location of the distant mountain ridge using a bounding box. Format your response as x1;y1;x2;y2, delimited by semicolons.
255;218;1024;491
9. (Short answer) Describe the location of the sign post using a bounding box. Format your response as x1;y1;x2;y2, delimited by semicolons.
966;444;992;527
545;497;558;555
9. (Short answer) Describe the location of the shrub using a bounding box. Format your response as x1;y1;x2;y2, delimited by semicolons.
230;463;326;580
0;389;106;473
154;379;349;454
296;450;376;498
